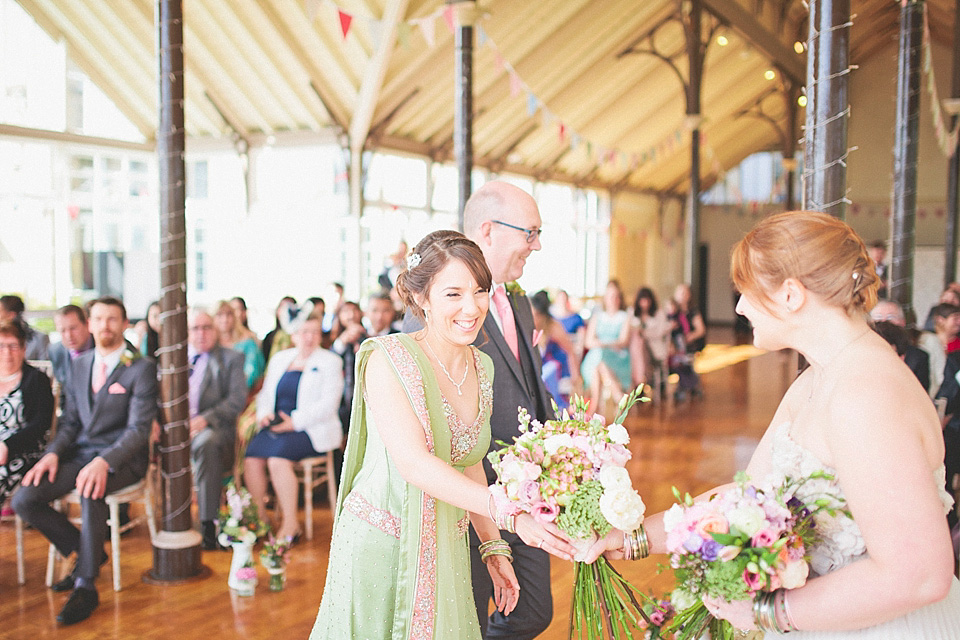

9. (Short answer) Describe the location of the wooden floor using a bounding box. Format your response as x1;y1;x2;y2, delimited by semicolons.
0;330;798;640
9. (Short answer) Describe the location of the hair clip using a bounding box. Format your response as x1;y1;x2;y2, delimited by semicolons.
852;271;860;280
407;252;422;269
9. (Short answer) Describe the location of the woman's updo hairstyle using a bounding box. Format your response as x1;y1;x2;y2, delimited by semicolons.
731;211;879;315
395;230;492;322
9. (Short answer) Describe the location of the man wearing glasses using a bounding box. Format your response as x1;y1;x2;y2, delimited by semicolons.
186;307;248;550
463;181;556;640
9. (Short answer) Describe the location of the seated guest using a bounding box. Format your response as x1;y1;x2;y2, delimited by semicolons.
668;283;706;400
229;297;251;332
363;292;398;338
0;321;53;506
935;351;960;528
630;287;672;390
581;280;632;411
918;303;960;398
136;301;161;360
0;295;49;360
530;290;580;409
14;297;157;625
186;308;248;550
870;299;930;392
245;316;343;542
214;300;265;389
262;296;297;363
50;305;95;394
923;287;960;331
330;301;367;433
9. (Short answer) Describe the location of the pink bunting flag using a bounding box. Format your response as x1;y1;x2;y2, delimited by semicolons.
338;9;352;39
509;71;523;97
442;6;456;33
558;123;566;143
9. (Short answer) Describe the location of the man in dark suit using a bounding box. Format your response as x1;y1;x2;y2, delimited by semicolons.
49;305;95;393
187;308;247;550
14;296;157;626
871;300;930;391
465;181;556;639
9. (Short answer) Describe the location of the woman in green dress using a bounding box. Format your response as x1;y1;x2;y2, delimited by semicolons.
311;231;574;639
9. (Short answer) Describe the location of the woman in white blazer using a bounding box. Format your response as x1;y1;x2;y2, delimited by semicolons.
244;316;344;542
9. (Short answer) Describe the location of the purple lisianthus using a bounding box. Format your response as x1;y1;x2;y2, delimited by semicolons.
700;538;721;562
683;533;704;553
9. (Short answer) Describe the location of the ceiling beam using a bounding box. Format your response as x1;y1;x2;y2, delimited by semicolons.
0;123;154;151
702;0;805;85
349;0;410;155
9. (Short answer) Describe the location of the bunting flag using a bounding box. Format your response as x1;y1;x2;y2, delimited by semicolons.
337;8;352;39
442;5;456;33
397;21;411;49
305;0;322;22
367;17;383;51
416;16;435;47
922;4;960;157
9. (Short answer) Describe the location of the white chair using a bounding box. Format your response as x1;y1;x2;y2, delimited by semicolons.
46;476;157;591
297;452;337;541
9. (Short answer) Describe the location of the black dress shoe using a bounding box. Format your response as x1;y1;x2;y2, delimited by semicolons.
57;587;99;625
51;551;109;592
201;520;227;551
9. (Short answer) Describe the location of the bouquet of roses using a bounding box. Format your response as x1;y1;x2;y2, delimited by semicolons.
663;471;848;640
218;480;270;546
488;388;651;639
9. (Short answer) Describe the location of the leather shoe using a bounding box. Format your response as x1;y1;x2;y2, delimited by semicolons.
51;551;109;592
57;587;99;625
201;521;227;551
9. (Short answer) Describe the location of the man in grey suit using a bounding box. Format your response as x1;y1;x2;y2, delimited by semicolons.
186;308;247;550
49;304;95;393
14;297;157;626
465;181;556;639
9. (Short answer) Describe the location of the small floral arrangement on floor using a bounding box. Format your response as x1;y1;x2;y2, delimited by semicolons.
260;535;291;591
488;388;651;639
218;481;270;546
662;471;849;640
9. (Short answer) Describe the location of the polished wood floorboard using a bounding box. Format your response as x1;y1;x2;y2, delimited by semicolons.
0;331;797;639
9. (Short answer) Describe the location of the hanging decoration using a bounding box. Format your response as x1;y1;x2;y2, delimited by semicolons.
921;3;960;157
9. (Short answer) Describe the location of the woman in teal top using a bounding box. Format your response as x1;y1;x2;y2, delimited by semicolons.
214;300;265;389
581;280;633;411
311;231;573;639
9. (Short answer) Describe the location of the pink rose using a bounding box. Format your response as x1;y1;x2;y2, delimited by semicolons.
531;500;559;524
742;568;767;593
694;512;729;538
517;480;540;505
750;528;778;549
650;611;665;625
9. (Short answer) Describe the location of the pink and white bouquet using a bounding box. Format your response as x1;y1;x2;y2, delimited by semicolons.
488;388;651;639
663;471;848;640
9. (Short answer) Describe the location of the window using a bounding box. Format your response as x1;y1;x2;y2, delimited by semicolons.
187;160;208;199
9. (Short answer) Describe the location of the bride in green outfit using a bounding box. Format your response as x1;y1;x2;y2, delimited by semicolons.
311;230;574;639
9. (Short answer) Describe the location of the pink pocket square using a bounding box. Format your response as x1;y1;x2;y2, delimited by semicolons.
532;329;544;345
107;382;127;395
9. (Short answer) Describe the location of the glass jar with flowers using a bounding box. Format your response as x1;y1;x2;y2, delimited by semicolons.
219;481;269;595
260;535;291;591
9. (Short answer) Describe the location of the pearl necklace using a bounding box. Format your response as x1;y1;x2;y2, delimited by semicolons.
422;338;469;396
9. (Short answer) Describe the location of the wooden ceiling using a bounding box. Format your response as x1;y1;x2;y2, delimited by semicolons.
15;0;957;197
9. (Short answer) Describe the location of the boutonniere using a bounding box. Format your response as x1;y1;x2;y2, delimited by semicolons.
119;348;141;368
505;281;525;296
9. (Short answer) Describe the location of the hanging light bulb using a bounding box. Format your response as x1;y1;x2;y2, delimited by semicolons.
794;41;805;54
717;35;729;46
798;95;808;107
764;69;776;81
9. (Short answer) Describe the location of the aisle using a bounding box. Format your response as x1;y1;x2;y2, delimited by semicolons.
0;335;797;640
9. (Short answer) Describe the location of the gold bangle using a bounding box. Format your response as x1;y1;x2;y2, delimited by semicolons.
636;524;649;559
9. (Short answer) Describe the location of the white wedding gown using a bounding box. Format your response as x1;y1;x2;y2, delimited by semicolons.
764;422;960;639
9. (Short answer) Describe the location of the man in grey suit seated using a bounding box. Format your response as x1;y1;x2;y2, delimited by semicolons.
465;182;556;639
186;307;247;550
49;304;95;394
14;296;157;625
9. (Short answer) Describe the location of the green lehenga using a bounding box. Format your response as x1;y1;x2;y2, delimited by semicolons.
311;333;493;640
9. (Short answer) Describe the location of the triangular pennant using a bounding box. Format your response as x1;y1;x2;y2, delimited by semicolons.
442;6;456;33
305;0;322;22
526;92;538;116
338;9;353;39
509;71;523;97
418;17;436;47
541;109;554;126
494;51;506;72
397;21;411;48
558;123;566;143
476;24;488;47
571;133;580;150
368;17;383;51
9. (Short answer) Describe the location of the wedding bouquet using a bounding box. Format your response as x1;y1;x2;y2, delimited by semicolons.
663;471;848;640
218;481;270;546
488;388;651;639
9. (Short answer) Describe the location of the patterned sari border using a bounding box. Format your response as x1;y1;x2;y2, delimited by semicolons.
343;492;401;539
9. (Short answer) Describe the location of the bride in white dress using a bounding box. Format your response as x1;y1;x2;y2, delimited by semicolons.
586;211;960;638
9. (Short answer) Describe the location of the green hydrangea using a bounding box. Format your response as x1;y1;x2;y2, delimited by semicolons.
702;559;751;601
556;480;611;538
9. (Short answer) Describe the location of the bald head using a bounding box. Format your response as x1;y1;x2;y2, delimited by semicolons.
870;300;905;326
463;181;542;283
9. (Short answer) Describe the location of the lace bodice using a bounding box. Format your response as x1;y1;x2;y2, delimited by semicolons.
768;422;954;577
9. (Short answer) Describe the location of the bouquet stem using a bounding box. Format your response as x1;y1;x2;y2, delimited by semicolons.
569;558;652;640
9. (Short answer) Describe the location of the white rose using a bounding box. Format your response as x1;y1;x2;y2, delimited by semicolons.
671;588;698;611
726;503;767;538
543;433;574;456
663;503;685;533
597;466;631;490
599;488;646;531
606;423;629;445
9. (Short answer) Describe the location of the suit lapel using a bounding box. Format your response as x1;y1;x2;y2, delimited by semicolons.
200;349;220;403
483;301;533;396
76;352;95;426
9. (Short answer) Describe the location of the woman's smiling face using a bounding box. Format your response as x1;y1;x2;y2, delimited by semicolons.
420;258;489;346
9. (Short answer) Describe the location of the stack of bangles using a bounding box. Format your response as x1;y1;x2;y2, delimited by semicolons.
753;589;798;634
487;494;516;534
479;539;513;564
622;525;649;560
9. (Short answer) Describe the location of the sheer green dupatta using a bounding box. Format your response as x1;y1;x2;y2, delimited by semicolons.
334;333;477;640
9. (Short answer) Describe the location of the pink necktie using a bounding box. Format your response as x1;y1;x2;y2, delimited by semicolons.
493;286;520;361
92;361;108;394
